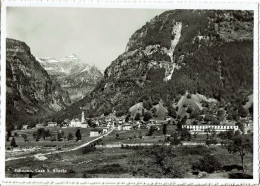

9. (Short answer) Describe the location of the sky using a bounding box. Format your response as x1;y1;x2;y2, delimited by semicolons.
7;7;166;71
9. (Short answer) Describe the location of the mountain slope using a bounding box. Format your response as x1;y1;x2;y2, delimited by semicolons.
57;10;253;120
38;55;103;102
6;38;71;130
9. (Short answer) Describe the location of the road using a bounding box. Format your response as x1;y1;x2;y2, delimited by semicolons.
5;129;114;162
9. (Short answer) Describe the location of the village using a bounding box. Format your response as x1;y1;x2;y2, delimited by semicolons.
7;105;253;150
20;111;252;136
5;107;254;179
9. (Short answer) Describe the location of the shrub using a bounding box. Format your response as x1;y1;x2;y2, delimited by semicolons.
82;146;96;154
128;145;184;178
67;132;73;141
180;145;210;155
229;173;253;179
143;112;152;121
192;154;222;173
222;164;243;172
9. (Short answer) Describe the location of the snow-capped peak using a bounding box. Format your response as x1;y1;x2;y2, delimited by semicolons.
80;65;91;73
37;57;60;63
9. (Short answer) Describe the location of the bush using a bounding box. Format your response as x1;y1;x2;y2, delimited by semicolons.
229;173;253;179
222;164;243;172
82;146;96;154
180;145;210;155
128;145;184;178
192;154;222;173
143;112;152;121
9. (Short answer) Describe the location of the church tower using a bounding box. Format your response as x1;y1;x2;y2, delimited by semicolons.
81;111;85;123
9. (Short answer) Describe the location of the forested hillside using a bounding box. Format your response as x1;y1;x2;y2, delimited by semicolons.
54;10;253;121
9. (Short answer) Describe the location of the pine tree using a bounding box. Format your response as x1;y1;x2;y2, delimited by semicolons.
162;124;167;135
10;137;17;148
75;129;81;141
67;132;73;141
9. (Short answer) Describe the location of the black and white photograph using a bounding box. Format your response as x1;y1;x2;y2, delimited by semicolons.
1;0;259;185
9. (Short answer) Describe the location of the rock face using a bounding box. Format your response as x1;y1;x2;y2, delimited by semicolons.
6;38;71;130
57;10;253;120
38;54;103;103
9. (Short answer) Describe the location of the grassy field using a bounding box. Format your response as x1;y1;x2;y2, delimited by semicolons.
6;127;100;159
6;125;253;178
6;144;253;178
103;125;177;144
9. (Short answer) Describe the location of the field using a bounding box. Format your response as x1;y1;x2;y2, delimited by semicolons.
6;125;253;179
6;144;253;178
6;127;100;159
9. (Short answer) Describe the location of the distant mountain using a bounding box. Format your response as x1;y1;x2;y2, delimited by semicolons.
6;38;71;130
55;10;253;121
38;54;103;103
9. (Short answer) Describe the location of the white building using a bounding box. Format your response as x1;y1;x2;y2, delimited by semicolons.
122;124;132;131
182;125;239;134
102;128;109;133
90;129;102;137
36;124;44;129
47;122;57;127
69;110;90;128
81;122;88;128
70;118;81;127
116;125;123;131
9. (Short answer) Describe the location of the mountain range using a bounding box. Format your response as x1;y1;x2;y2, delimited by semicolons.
6;38;71;130
37;55;103;103
6;10;254;129
56;10;253;121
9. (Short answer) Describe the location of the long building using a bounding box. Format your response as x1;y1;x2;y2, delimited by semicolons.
182;124;239;134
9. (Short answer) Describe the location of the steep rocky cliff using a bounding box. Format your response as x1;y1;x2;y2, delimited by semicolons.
6;38;71;130
57;10;253;120
38;54;103;103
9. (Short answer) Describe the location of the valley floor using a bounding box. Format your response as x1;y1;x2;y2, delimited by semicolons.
5;127;253;179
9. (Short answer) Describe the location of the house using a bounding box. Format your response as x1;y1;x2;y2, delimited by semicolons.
70;118;81;127
241;119;253;134
22;125;28;130
117;125;123;131
47;122;57;127
102;128;109;133
81;122;88;128
122;124;132;131
36;124;44;129
182;124;239;134
90;129;102;137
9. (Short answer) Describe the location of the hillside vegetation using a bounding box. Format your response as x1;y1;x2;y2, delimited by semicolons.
56;10;253;122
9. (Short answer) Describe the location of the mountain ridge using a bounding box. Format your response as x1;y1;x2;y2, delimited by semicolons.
6;38;71;130
56;10;253;121
38;54;103;103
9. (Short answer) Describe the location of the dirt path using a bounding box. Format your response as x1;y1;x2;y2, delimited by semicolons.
5;129;114;162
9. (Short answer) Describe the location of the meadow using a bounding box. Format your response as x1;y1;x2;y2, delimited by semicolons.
6;125;253;179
